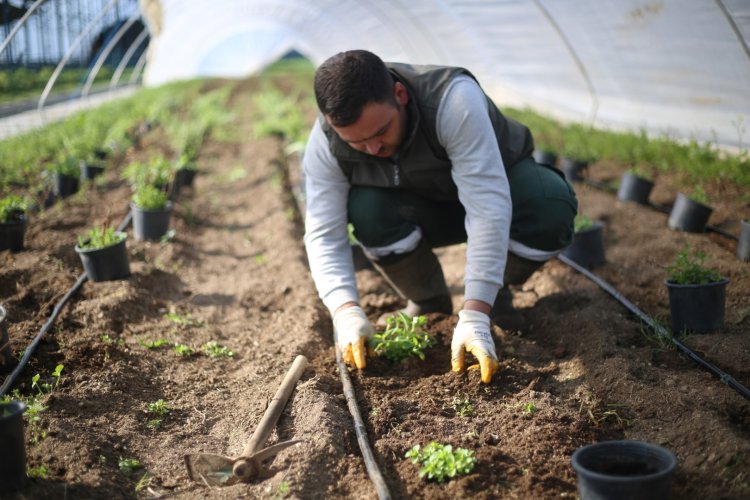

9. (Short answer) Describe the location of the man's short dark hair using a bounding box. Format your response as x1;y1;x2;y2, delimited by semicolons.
314;50;395;127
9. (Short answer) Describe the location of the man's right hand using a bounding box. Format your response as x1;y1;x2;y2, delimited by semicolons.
333;304;374;369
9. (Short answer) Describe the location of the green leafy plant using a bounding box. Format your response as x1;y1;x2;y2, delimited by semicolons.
173;344;195;356
27;464;49;479
200;341;234;358
666;246;723;285
369;313;435;362
140;338;170;350
31;364;64;395
574;214;596;232
451;398;475;417
132;184;169;210
77;226;124;250
146;399;170;429
405;442;476;483
122;156;173;189
174;153;198;171
164;312;203;327
0;195;28;221
523;402;538;414
49;156;80;177
118;457;142;475
688;185;710;204
626;166;652;180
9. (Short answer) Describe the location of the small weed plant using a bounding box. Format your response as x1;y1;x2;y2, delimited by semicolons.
77;226;124;250
200;341;234;358
173;343;195;356
405;442;476;483
688;185;710;204
574;214;596;232
666;246;723;285
27;464;49;479
32;364;64;394
164;312;203;327
132;184;169;210
523;402;538;415
146;399;170;429
450;398;476;417
140;338;170;349
0;195;28;221
370;313;435;362
118;457;142;475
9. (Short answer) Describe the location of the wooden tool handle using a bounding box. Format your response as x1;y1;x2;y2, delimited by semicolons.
233;354;308;479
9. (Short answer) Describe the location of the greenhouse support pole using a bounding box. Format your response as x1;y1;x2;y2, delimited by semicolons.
37;0;120;113
128;45;149;85
109;28;148;89
81;12;141;97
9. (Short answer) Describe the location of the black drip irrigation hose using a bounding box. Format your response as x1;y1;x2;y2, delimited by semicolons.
335;344;392;500
557;253;750;401
580;178;740;241
0;212;133;397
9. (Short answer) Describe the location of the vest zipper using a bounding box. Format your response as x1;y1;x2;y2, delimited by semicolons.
392;161;400;186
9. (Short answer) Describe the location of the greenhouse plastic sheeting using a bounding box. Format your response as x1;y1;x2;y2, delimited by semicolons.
144;0;750;150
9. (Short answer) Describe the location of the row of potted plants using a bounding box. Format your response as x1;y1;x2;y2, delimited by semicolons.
564;214;730;335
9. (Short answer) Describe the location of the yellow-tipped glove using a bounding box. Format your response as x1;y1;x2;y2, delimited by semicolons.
333;305;374;369
451;309;500;384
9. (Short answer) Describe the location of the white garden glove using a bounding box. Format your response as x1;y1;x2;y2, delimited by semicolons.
333;305;374;369
451;309;500;384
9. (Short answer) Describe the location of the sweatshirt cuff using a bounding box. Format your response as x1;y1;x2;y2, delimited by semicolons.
322;287;361;316
464;280;501;307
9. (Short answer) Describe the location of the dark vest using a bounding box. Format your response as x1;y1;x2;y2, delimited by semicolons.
321;63;534;201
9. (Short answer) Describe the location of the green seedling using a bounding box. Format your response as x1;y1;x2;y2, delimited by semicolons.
451;398;475;417
688;185;710;204
31;364;63;395
132;184;169;210
0;194;28;221
49;156;80;177
77;226;124;250
574;214;596;232
146;399;170;429
523;402;538;414
135;472;151;492
405;442;476;483
118;457;142;475
666;246;723;285
140;338;170;349
173;344;195;356
370;313;435;362
164;312;203;327
254;253;267;264
200;341;234;358
626;166;652;180
27;464;49;479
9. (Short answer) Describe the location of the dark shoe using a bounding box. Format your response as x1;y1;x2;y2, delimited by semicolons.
376;294;453;327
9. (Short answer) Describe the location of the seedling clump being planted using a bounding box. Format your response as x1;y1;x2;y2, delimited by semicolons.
405;442;477;483
666;246;722;285
574;214;596;232
370;313;435;362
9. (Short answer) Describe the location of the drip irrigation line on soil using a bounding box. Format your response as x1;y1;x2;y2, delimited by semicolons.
581;178;739;241
557;253;750;401
335;344;392;500
0;211;133;398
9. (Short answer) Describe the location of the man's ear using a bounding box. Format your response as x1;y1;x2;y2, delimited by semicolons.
394;82;408;106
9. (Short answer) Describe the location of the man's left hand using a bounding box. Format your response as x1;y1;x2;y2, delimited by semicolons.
451;309;500;384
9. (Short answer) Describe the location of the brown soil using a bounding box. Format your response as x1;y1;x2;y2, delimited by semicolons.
1;78;749;499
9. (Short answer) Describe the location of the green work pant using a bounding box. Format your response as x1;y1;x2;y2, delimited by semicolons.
347;157;578;252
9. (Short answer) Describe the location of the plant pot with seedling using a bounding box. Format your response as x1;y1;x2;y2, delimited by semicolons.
174;154;198;192
75;227;130;281
131;185;172;241
50;156;80;198
737;219;750;261
0;304;18;373
572;440;677;500
79;157;104;181
617;168;654;205
0;195;28;252
122;156;175;197
665;246;728;334
533;149;558;167
562;215;606;269
668;186;712;233
0;400;27;492
559;157;589;183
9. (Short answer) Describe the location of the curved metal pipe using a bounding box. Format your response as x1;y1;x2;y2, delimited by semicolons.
37;0;120;113
0;0;47;62
109;28;148;89
128;43;149;85
82;12;141;97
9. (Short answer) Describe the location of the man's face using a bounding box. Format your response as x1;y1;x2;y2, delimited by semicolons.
328;82;409;158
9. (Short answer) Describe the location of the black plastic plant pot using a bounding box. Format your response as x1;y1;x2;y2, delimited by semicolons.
79;161;104;181
561;222;606;269
572;440;677;500
175;168;197;190
617;172;654;205
0;400;28;492
665;277;729;334
54;173;79;198
668;192;712;233
737;219;750;262
533;150;558;167
0;210;25;252
75;231;131;282
560;157;588;183
0;304;18;374
131;202;173;241
93;148;108;160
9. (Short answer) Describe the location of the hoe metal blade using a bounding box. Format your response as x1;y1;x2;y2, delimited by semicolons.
184;453;238;487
